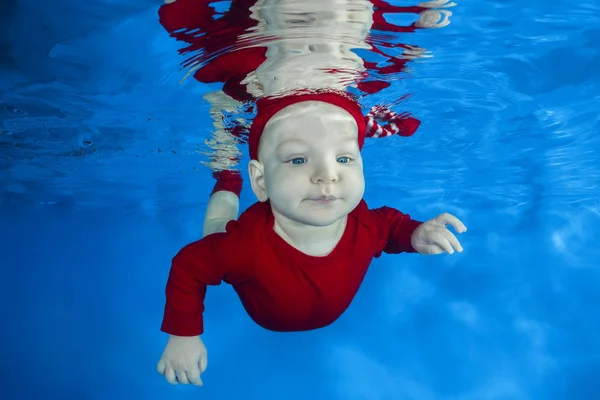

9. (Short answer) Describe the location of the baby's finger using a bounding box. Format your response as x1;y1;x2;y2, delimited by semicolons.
436;213;467;233
450;218;467;234
186;364;203;387
429;231;454;254
440;229;463;253
164;366;179;385
157;359;166;375
177;370;191;384
199;354;208;374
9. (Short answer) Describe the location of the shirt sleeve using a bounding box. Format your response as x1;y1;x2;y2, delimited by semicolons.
160;231;252;336
370;206;423;254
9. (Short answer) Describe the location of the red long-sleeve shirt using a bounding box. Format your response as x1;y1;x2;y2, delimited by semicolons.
161;199;422;336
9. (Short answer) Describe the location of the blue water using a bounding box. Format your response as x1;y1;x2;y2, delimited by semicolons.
2;0;600;399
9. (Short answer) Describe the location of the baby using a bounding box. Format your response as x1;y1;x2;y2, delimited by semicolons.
156;92;466;387
157;0;462;388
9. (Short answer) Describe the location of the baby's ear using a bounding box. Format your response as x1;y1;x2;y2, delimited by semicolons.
248;160;268;202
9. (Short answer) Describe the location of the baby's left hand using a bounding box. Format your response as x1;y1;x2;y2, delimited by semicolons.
411;213;467;255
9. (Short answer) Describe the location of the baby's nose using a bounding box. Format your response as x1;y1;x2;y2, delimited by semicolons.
312;163;339;183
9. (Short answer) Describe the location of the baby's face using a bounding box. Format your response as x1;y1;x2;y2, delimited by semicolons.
255;101;365;227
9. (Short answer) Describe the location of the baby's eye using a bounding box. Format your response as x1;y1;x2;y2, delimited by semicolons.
288;157;306;165
337;156;352;164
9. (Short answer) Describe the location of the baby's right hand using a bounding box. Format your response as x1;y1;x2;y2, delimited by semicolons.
157;335;208;386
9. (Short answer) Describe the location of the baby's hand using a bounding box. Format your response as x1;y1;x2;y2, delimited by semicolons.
411;213;467;255
418;0;457;8
415;9;453;29
157;335;208;386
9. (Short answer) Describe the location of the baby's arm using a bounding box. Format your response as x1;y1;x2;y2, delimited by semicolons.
157;233;249;386
371;206;424;254
371;206;466;255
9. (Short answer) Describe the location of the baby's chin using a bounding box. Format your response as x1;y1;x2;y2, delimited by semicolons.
270;197;361;227
294;207;350;227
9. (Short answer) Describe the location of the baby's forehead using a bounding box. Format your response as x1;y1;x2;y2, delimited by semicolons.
258;100;359;157
264;125;360;157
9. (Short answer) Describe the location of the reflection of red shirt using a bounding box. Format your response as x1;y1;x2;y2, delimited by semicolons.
158;0;428;101
160;200;422;335
158;0;265;101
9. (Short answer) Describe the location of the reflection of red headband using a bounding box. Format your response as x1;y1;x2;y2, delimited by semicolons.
248;91;421;160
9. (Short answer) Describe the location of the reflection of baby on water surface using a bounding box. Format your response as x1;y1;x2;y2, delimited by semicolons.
156;0;465;387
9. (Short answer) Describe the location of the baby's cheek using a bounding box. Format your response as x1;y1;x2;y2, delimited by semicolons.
267;175;299;197
348;173;366;197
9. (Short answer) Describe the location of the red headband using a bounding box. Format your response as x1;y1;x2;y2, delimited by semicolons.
248;90;420;160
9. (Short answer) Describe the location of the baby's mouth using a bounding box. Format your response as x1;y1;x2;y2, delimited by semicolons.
311;195;337;204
